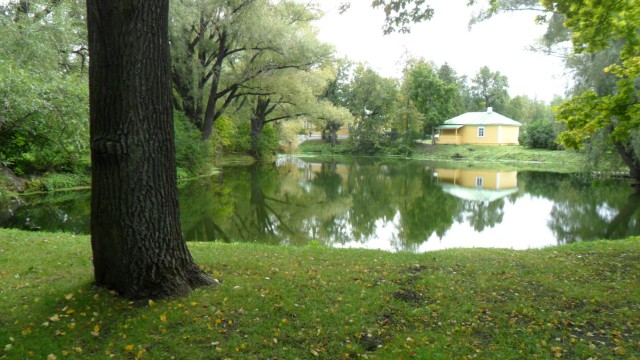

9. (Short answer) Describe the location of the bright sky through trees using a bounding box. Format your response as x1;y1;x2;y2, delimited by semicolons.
313;0;567;103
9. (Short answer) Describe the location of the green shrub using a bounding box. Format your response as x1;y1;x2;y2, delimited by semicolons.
299;140;351;155
34;172;90;192
383;143;413;157
227;122;252;154
227;122;281;159
174;111;211;176
176;167;190;180
254;124;280;159
523;120;560;150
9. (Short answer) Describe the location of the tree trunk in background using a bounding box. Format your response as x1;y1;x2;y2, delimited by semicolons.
250;115;265;159
330;130;337;146
87;0;213;299
250;97;269;159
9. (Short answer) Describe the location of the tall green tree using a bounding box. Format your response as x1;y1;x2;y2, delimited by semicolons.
405;60;460;138
170;0;330;144
170;0;258;140
437;62;467;113
87;0;212;298
320;60;359;145
343;65;399;154
470;66;509;111
231;2;347;157
394;80;424;141
542;0;640;185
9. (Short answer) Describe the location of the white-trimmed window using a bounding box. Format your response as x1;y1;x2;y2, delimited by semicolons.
478;127;485;137
476;176;484;188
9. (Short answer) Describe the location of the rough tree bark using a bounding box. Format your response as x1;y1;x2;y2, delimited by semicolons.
87;0;213;299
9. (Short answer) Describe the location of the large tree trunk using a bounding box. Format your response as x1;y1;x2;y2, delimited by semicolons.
613;140;640;188
87;0;213;299
249;97;269;159
330;129;337;146
250;115;265;159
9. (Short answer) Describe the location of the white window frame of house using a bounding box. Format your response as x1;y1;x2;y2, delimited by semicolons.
477;126;485;138
476;176;484;188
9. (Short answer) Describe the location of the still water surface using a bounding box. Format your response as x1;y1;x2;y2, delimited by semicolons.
2;157;638;252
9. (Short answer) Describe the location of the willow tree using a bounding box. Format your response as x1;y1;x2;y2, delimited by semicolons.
87;0;213;298
170;0;321;141
228;1;349;156
244;67;352;157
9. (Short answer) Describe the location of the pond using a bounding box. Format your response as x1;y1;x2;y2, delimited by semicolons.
1;157;639;252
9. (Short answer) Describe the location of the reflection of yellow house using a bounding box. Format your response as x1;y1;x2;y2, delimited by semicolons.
435;108;521;146
434;168;518;203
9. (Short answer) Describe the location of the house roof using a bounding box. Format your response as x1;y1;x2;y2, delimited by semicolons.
437;124;464;130
440;109;522;127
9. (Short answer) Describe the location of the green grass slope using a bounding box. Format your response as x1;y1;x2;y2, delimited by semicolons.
1;229;638;359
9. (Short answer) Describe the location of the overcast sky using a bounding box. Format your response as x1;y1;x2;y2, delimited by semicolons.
312;0;568;103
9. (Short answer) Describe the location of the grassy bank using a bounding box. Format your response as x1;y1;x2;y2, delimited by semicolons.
1;229;638;359
412;144;586;172
298;140;587;172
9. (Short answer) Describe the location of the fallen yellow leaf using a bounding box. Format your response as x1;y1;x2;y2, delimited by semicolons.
91;324;100;337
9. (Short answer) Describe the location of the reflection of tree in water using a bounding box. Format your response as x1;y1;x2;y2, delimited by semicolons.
345;164;397;242
392;164;461;249
2;191;91;233
3;161;637;249
312;162;343;200
462;199;505;232
181;160;472;250
605;192;640;239
232;163;298;244
179;174;234;242
520;172;640;244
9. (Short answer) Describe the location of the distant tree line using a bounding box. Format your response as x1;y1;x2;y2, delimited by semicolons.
1;0;616;185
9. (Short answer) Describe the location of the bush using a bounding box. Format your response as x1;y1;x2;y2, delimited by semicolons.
174;111;211;176
523;120;560;150
383;143;413;157
226;121;281;159
299;140;351;155
253;124;280;159
227;122;251;154
30;172;90;192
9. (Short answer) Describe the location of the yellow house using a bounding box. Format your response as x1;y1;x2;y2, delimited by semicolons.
434;168;518;203
435;107;521;145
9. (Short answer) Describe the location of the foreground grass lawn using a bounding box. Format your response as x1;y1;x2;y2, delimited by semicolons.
1;229;638;359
